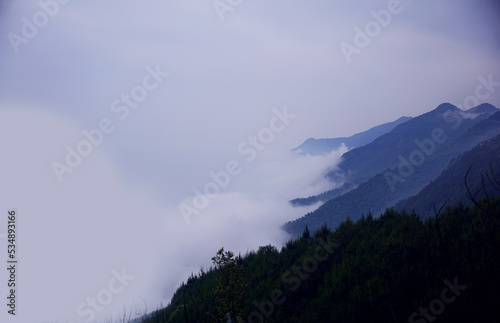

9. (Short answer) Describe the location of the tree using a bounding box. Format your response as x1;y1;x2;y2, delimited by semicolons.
211;248;247;322
302;224;311;240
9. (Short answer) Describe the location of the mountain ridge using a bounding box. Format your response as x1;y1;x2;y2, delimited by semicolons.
292;116;412;156
291;103;499;208
284;104;500;236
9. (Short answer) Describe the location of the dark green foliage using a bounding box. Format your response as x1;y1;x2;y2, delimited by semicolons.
211;248;247;322
141;195;500;322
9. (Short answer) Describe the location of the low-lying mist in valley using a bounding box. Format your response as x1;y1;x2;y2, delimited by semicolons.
0;108;346;322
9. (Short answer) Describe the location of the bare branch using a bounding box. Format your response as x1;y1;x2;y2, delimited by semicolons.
481;173;490;200
464;165;477;205
487;163;500;191
433;200;448;219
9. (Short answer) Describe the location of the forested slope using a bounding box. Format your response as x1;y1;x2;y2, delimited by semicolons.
142;195;500;322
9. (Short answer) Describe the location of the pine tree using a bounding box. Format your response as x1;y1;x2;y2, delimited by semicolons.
211;248;247;322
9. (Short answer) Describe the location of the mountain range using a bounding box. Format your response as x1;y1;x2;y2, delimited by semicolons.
137;102;500;323
285;103;500;236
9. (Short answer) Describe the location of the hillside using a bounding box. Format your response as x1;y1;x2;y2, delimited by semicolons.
394;133;500;219
292;116;412;155
332;103;498;185
291;103;498;207
141;196;500;322
284;109;500;236
289;181;357;207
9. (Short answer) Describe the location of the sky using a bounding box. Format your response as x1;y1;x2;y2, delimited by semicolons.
0;0;499;322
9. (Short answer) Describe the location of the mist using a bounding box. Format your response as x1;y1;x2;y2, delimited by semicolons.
0;107;346;322
0;0;499;322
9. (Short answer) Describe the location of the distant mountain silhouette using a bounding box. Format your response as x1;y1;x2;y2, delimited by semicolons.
292;116;412;155
291;103;499;207
467;102;499;114
285;104;500;236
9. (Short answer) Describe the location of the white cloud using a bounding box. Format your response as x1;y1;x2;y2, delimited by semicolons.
0;108;165;322
0;107;346;322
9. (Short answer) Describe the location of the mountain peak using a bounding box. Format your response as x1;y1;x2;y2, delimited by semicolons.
466;103;499;115
434;102;459;113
